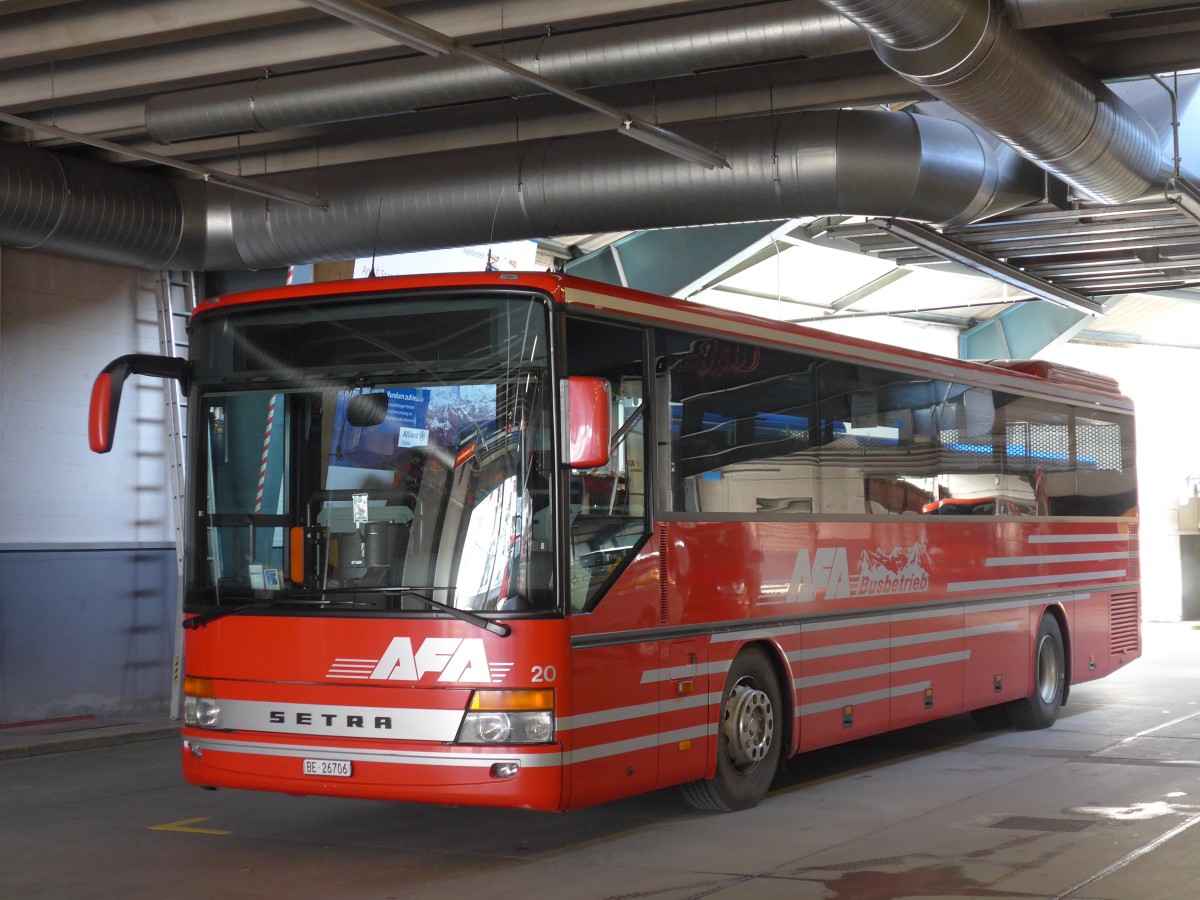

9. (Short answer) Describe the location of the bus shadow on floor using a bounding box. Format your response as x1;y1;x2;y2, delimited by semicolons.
252;710;1084;871
771;712;1003;795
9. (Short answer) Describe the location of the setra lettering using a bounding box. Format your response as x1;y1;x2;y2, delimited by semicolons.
266;710;395;731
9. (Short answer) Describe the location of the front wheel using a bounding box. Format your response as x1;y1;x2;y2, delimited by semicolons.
681;648;783;812
1008;614;1066;729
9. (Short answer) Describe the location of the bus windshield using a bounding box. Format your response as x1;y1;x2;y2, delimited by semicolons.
185;293;555;617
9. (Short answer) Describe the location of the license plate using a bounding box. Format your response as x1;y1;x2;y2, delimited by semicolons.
303;758;352;778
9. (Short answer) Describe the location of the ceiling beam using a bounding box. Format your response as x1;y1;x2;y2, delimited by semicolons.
564;222;783;295
829;268;912;312
299;0;728;168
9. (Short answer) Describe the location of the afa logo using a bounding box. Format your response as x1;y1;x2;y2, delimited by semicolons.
327;637;513;683
787;542;931;602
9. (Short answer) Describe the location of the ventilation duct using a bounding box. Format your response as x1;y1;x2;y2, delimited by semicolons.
0;142;205;268
145;3;868;144
143;0;1200;146
0;109;1043;271
815;0;1171;203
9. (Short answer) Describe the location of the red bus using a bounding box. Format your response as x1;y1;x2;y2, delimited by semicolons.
89;272;1140;812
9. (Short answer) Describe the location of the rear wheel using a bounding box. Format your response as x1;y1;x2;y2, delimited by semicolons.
1008;614;1066;730
681;648;783;812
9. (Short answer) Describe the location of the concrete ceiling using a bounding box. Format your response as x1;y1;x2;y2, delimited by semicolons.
5;0;1200;353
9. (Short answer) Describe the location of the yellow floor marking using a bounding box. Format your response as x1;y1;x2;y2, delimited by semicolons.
150;817;231;835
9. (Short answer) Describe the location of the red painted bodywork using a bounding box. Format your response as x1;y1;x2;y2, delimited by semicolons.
183;514;1138;810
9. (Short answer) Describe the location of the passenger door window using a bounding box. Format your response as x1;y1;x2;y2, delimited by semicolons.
566;319;649;611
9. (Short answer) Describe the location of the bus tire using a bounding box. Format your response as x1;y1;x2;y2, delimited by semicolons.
1008;614;1066;730
681;648;782;812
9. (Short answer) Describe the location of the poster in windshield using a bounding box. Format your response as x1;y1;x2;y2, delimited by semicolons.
327;386;497;490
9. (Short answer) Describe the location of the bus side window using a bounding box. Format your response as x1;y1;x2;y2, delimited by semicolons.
1072;409;1136;516
657;331;819;515
995;397;1135;517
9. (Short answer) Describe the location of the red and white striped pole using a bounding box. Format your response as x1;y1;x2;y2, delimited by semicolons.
254;394;278;514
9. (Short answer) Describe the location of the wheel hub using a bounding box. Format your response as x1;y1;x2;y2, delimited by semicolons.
1036;633;1061;704
723;680;775;770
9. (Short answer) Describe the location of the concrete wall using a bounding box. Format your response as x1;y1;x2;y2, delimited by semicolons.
0;248;177;723
0;545;175;721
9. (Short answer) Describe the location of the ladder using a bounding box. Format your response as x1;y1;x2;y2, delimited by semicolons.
156;270;197;717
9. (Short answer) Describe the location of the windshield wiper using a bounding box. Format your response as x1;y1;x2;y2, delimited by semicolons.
391;587;512;637
183;596;355;630
290;586;512;637
184;588;512;636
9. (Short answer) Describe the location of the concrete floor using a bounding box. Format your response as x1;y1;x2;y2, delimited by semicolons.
1;622;1197;900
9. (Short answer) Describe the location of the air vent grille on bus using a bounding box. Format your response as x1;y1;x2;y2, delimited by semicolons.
1109;592;1140;655
1077;420;1125;471
1127;533;1140;582
659;525;669;626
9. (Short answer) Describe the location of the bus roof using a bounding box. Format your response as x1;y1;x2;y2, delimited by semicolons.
193;270;1132;412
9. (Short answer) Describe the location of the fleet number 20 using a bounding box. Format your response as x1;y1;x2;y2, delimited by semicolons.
531;665;557;683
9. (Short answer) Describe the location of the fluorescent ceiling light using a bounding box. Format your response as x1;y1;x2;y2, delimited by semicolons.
620;120;728;170
875;219;1105;316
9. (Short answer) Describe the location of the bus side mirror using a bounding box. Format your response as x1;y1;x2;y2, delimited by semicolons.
89;354;189;453
566;376;611;469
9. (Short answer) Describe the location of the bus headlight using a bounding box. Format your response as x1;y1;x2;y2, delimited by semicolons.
183;676;222;729
456;689;555;744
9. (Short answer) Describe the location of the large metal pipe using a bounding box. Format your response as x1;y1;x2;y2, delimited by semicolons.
144;0;1199;145
815;0;1170;203
0;141;201;268
145;2;867;144
0;109;1044;270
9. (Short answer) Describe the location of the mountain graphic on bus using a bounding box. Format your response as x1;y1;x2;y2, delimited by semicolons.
855;543;931;595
